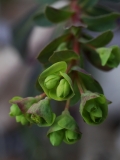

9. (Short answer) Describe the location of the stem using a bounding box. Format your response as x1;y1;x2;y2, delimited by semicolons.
76;79;84;94
40;93;46;99
65;99;70;110
87;44;96;50
73;38;80;54
71;0;81;25
66;60;76;73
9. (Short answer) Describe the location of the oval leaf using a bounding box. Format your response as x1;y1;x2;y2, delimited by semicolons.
80;30;113;47
71;66;104;94
82;46;113;71
96;45;120;67
81;12;120;31
37;34;70;65
79;0;99;9
45;6;74;23
33;12;53;27
49;50;79;63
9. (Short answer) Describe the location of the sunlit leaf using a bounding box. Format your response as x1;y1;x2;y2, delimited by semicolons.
96;45;120;67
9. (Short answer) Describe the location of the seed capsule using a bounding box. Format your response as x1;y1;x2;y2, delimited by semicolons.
44;75;60;89
56;79;70;98
9;104;22;117
49;130;64;146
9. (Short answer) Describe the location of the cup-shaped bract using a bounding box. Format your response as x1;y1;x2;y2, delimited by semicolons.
27;97;56;126
80;91;108;125
96;45;120;68
47;110;82;146
38;61;75;101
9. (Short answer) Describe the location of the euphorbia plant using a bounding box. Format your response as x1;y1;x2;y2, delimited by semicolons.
9;0;120;146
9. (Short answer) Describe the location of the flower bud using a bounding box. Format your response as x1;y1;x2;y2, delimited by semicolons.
80;91;108;125
89;105;102;123
44;75;60;89
49;130;64;146
56;79;70;98
9;104;22;117
16;115;29;125
47;110;81;146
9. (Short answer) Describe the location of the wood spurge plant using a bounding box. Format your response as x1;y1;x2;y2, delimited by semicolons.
9;0;120;146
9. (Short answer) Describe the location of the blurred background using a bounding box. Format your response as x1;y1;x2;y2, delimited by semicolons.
0;0;120;160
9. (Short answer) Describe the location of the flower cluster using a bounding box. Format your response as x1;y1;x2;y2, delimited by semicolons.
9;61;110;146
9;0;120;147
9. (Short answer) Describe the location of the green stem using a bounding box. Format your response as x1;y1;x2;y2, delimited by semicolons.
66;60;76;73
39;93;46;99
76;79;84;94
65;99;70;110
76;75;87;94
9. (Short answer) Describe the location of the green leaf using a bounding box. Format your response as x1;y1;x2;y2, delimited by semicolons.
36;0;57;5
80;30;113;47
45;6;74;23
33;12;53;27
58;111;78;131
82;46;113;71
71;66;103;94
86;5;112;16
81;12;120;31
96;45;120;67
79;0;99;9
100;0;120;2
37;34;70;65
49;50;79;63
96;48;112;66
35;77;44;92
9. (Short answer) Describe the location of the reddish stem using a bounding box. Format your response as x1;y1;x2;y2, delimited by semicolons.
71;0;81;25
40;93;46;99
73;38;80;54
